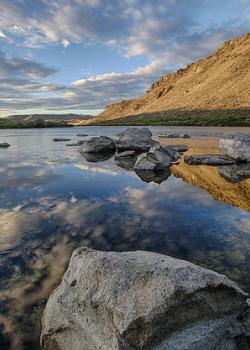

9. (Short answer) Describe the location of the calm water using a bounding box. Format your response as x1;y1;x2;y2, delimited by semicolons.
0;126;250;349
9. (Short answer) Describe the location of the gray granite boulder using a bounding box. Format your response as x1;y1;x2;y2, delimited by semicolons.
184;154;236;166
134;144;173;171
80;136;116;153
115;128;154;151
41;248;249;350
135;168;171;184
219;132;250;162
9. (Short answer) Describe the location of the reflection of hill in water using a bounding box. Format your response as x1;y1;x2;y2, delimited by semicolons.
172;162;250;212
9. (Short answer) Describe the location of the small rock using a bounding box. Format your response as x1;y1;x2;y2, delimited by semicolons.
76;134;88;137
167;144;189;152
184;154;236;166
53;138;71;142
80;136;116;153
0;143;10;148
219;163;250;183
219;132;250;162
115;127;154;151
158;133;191;139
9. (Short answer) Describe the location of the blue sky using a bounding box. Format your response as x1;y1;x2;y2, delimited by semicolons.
0;0;249;117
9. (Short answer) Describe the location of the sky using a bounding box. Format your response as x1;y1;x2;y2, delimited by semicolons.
0;0;249;117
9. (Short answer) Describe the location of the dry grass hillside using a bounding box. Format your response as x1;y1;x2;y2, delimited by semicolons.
80;33;250;126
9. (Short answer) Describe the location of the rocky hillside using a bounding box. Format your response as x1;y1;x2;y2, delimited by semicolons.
82;33;250;126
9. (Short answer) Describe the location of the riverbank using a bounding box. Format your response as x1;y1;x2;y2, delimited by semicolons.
84;112;250;127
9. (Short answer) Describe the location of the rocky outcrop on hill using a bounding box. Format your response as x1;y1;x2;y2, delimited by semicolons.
41;248;250;350
79;33;250;125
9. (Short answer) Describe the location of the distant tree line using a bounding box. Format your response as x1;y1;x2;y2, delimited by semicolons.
0;119;74;129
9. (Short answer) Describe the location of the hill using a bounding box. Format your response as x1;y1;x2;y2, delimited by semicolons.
80;33;250;126
5;114;92;123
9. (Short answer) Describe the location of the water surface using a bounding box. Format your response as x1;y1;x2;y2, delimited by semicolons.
0;126;250;349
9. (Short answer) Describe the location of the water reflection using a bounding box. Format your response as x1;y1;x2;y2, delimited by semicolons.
0;127;250;350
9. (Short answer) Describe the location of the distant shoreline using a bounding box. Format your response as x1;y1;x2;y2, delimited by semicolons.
0;120;73;129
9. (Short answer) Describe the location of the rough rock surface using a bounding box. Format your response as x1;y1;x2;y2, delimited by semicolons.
80;136;116;153
115;127;154;151
135;168;171;184
184;154;236;166
219;163;250;183
41;248;249;350
134;144;173;171
219;132;250;162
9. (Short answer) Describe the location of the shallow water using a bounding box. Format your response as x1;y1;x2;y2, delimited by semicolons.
0;126;250;349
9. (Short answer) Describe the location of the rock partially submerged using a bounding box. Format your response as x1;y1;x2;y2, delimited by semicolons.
0;143;10;148
167;144;189;153
219;163;250;183
134;144;173;171
219;132;250;162
80;136;116;153
158;133;190;139
41;248;249;350
185;154;236;166
53;138;71;142
115;127;154;151
76;133;88;137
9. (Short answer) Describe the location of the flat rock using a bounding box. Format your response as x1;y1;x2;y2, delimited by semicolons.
80;136;116;153
219;132;250;162
115;127;154;151
219;163;250;183
167;144;189;152
41;248;249;350
184;154;236;166
158;133;190;139
114;150;136;160
0;143;10;148
53;138;71;142
79;151;114;163
134;144;174;171
76;134;88;137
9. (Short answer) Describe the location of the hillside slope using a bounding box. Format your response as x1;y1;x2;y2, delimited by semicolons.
82;33;250;126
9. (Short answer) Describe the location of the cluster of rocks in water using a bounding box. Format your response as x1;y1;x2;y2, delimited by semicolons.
41;248;250;350
78;128;186;183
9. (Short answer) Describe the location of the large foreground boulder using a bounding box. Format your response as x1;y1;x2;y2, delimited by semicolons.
41;248;249;350
115;128;154;151
134;144;173;171
80;136;116;153
219;132;250;162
